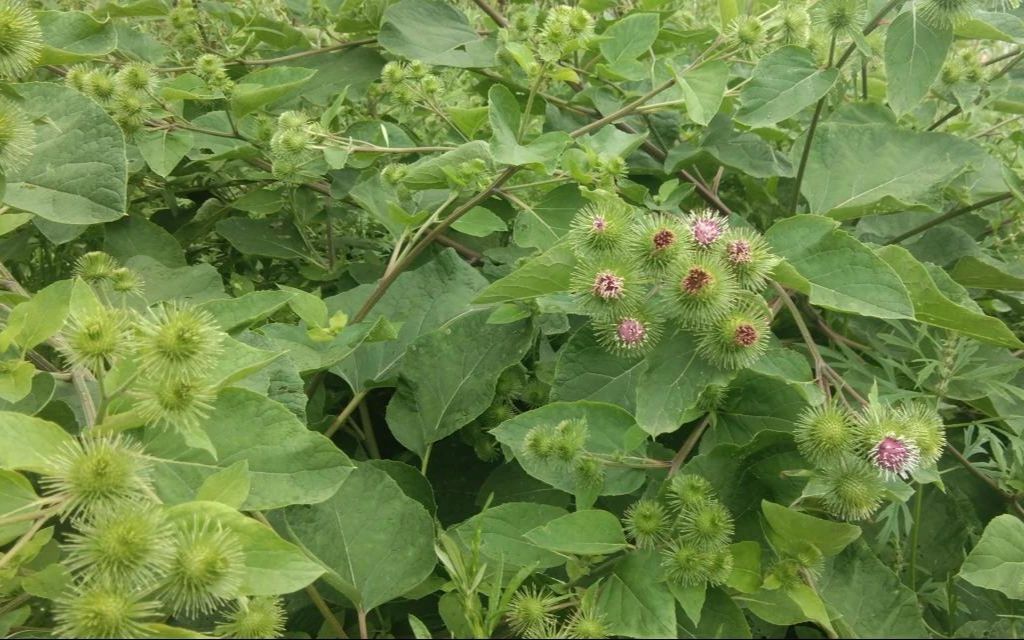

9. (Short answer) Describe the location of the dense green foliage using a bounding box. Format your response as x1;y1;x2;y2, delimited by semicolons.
0;0;1024;637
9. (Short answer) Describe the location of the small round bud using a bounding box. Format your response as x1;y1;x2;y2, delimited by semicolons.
678;500;734;550
666;253;738;327
109;267;144;294
569;200;632;255
134;377;215;432
814;0;865;35
63;501;173;587
42;435;153;519
716;228;779;292
194;53;227;79
63;307;132;374
74;251;120;283
506;586;560;636
134;303;223;381
897;401;946;468
594;308;663;357
0;97;34;172
271;127;312;158
666;473;714;513
115;62;156;95
820;455;885;521
703;546;734;586
0;0;41;79
728;15;766;51
794;402;857;466
550;418;588;464
623;498;669;548
764;558;803;590
920;0;977;28
84;70;117;102
66;64;91;92
696;383;730;412
570;258;645;315
696;293;771;369
407;59;429;78
276;110;308;131
524;425;555;460
215;597;287;639
380;61;406;85
573;456;605;488
661;541;708;586
627;214;688;274
779;7;811;45
162;517;246;616
566;607;609;639
53;583;160;639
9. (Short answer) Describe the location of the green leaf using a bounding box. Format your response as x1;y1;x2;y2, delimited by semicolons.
884;12;953;115
766;215;915;319
37;11;117;64
598;13;660;80
736;46;838;127
5;83;126;224
452;502;567;568
697;114;794;178
0;279;72;351
166;501;324;596
331;250;488;391
706;372;807;448
385;313;533;455
949;255;1024;291
103;216;185;268
401;141;491;190
378;0;497;68
818;541;929;637
215;218;312;261
0;360;34;404
960;514;1024;599
450;206;506;237
195;460;251;509
127;256;226;304
489;85;571;170
491;401;648;497
146;388;352;510
198;291;296;333
597;550;676;638
0;412;72;474
761;501;861;557
474;244;576;304
726;541;762;593
676;60;728;126
552;328;646;413
523;509;628;555
876;245;1023;348
230;67;318;118
670;583;706;627
0;470;38;546
800;123;988;219
635;329;730;437
679;587;751;638
282;463;436;611
511;185;584;250
135;129;194;178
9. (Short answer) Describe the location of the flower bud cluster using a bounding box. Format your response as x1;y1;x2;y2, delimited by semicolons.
66;61;159;134
567;200;779;366
794;400;946;521
524;417;606;490
622;473;736;587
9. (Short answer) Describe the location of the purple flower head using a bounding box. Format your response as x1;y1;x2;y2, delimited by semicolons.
681;267;713;295
616;317;647;346
870;435;921;479
733;323;759;347
688;212;727;248
652;228;676;251
592;271;625;299
726;239;752;264
591;215;607;233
